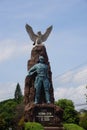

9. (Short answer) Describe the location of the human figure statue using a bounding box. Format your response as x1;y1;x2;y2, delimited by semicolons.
25;24;53;45
28;56;51;104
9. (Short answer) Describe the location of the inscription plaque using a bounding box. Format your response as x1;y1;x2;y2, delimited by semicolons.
34;106;54;124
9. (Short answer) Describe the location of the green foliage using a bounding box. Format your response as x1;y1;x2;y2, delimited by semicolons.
14;83;23;102
55;99;74;109
24;122;44;130
0;99;19;129
63;123;84;130
79;112;87;130
0;116;6;130
18;116;24;127
0;83;24;130
55;99;79;124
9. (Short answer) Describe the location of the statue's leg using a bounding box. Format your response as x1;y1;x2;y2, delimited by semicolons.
43;79;51;103
34;77;42;104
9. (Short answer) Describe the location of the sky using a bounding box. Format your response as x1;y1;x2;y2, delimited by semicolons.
0;0;87;110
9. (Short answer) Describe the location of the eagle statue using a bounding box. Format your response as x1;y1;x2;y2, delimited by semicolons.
25;24;53;45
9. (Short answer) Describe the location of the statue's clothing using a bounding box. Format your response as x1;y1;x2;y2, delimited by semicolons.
28;62;50;104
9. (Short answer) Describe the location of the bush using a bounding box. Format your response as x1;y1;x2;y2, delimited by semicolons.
0;117;6;130
63;123;85;130
79;112;87;130
55;99;79;124
24;122;44;130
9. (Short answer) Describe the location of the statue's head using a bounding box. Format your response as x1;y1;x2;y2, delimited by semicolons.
39;56;44;63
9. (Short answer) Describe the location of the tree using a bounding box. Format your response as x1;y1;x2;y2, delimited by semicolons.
0;99;18;129
0;97;25;130
55;99;74;109
14;83;23;102
79;110;87;129
0;116;6;130
55;99;79;124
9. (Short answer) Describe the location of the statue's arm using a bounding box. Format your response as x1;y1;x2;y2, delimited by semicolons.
28;65;37;76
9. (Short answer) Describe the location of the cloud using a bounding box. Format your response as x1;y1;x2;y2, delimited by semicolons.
0;39;32;63
0;82;17;101
73;66;87;85
0;81;86;110
53;65;87;110
0;64;87;109
54;84;86;105
56;71;73;84
54;65;87;88
0;82;24;102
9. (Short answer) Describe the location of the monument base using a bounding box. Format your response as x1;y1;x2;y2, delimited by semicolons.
24;103;63;129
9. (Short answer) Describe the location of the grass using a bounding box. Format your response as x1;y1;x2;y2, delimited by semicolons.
63;123;85;130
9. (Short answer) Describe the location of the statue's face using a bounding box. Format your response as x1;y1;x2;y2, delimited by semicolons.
39;56;44;63
39;59;44;63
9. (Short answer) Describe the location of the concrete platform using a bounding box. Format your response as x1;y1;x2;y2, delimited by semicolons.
44;126;64;130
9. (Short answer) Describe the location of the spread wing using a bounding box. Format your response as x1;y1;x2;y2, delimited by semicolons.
25;24;37;42
42;25;53;42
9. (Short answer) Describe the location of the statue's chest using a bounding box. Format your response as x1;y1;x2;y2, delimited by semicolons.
37;64;47;73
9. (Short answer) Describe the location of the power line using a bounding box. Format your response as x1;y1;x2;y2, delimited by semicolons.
53;61;87;100
76;106;87;111
53;61;87;80
75;103;87;107
52;61;87;105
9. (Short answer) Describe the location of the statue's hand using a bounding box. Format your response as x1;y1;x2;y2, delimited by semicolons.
28;70;36;76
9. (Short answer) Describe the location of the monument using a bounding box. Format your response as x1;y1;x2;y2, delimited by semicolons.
24;24;64;130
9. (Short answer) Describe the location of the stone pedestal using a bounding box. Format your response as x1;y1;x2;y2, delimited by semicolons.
24;103;64;129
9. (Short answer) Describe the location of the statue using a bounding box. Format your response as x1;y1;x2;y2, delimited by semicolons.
25;24;53;45
28;55;51;104
24;25;64;129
